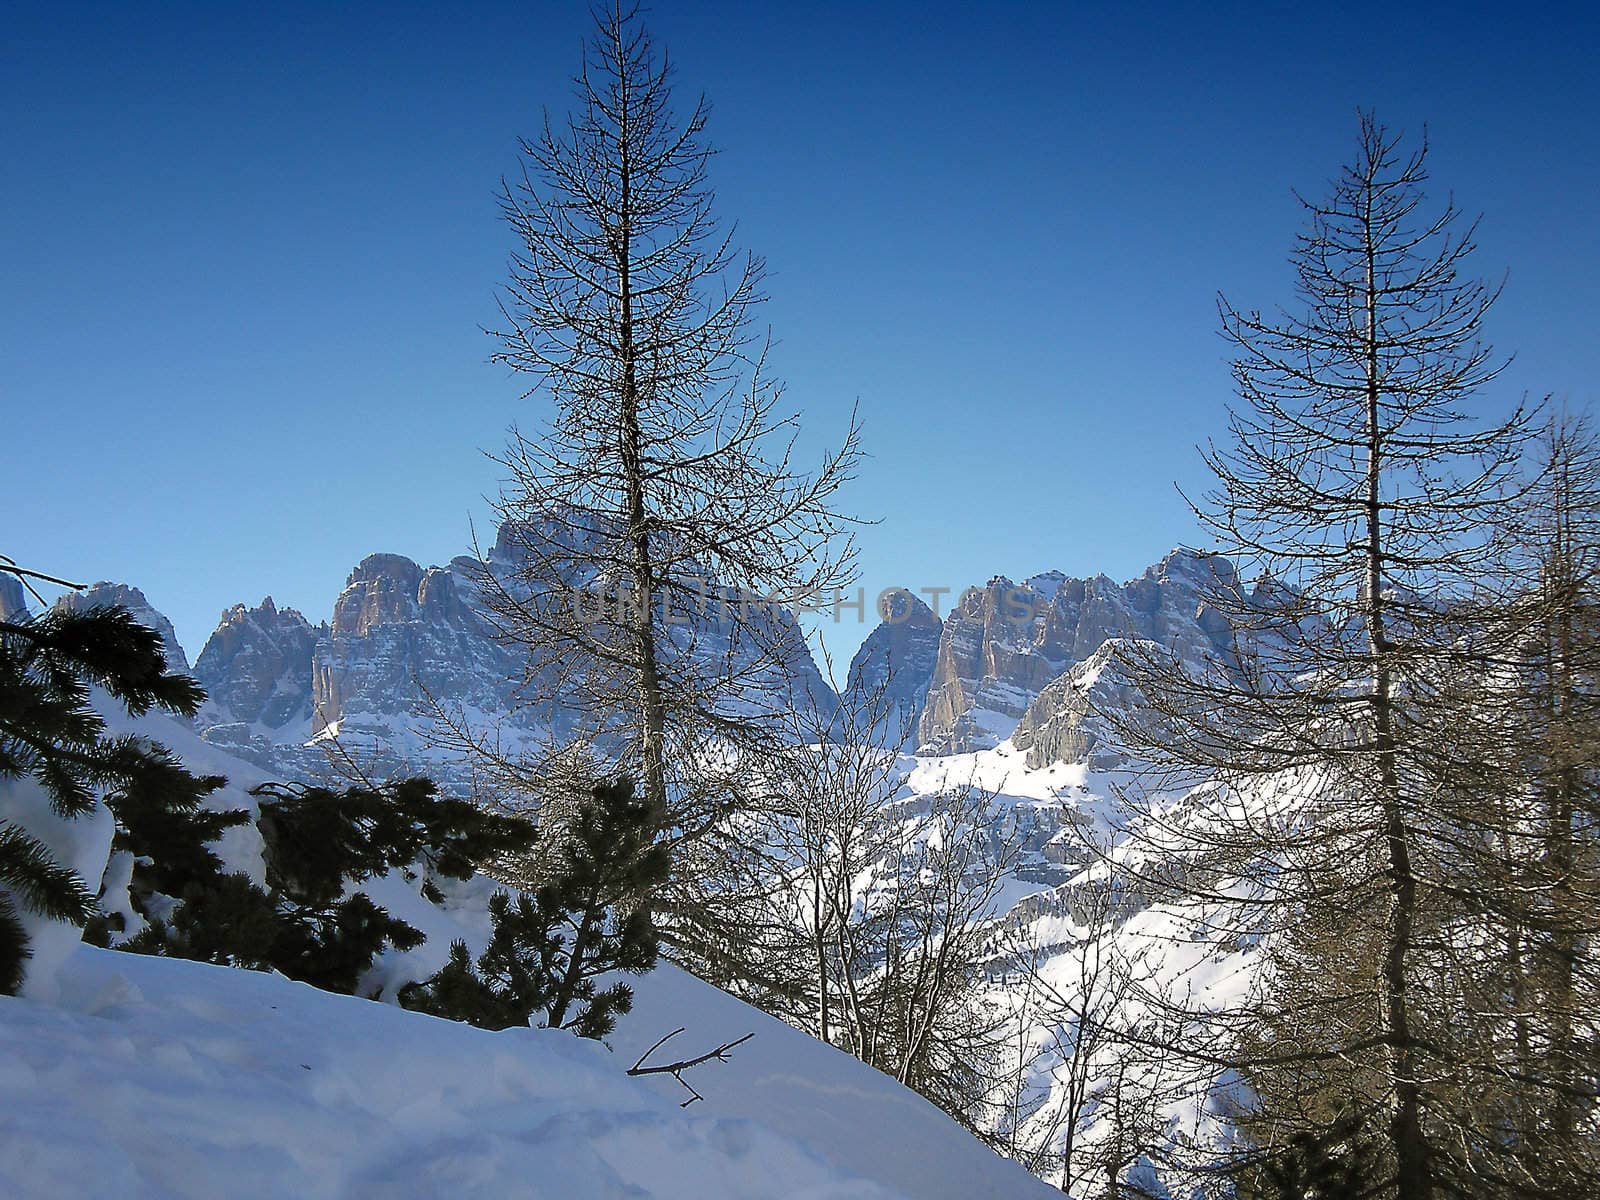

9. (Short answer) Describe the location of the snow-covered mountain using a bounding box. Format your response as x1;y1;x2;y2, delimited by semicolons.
897;725;1258;1194
167;542;1259;793
842;588;943;743
1011;639;1153;773
192;596;325;766
0;571;30;621
45;545;1254;914
57;582;193;675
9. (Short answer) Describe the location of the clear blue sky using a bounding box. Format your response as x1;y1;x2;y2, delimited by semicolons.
5;1;1598;670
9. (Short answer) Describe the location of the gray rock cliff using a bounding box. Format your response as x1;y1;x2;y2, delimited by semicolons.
917;550;1246;754
193;597;323;739
842;589;943;744
57;582;191;675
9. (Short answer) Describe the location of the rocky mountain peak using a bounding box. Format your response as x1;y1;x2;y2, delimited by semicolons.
332;554;430;638
56;582;191;675
843;590;943;742
1152;545;1236;582
917;552;1251;755
192;598;325;766
1010;638;1149;772
1022;570;1068;599
0;572;28;621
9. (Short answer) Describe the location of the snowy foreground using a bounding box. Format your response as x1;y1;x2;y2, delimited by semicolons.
0;699;1053;1199
1;945;1055;1199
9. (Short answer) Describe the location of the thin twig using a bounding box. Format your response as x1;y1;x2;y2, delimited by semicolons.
627;1027;753;1106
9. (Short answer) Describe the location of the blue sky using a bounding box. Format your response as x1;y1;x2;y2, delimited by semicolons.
5;1;1598;670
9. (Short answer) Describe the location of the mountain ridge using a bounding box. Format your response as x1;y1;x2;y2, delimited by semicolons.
34;538;1259;796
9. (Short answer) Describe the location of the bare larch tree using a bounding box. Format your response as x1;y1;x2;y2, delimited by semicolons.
1112;112;1544;1199
475;3;860;909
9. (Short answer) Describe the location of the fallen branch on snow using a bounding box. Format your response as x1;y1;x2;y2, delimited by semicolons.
626;1027;754;1107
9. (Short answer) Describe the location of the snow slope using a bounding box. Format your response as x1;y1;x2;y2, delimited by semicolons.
886;725;1266;1196
0;947;1054;1199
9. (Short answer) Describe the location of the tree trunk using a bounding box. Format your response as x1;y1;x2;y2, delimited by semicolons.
1364;217;1430;1200
1543;546;1579;1148
812;877;830;1044
611;48;669;829
546;905;599;1031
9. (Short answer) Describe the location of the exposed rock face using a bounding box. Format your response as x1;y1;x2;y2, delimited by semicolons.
0;572;28;621
193;598;323;748
1010;640;1149;772
56;583;191;675
843;590;943;744
309;551;523;743
175;522;837;789
917;550;1246;754
105;537;1262;788
918;573;1076;754
482;516;837;732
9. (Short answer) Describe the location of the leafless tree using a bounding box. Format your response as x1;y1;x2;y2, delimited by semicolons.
1425;412;1600;1193
983;867;1152;1194
743;667;1024;1129
761;660;911;1044
1515;415;1600;1171
1109;112;1552;1198
466;4;861;945
846;774;1020;1124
